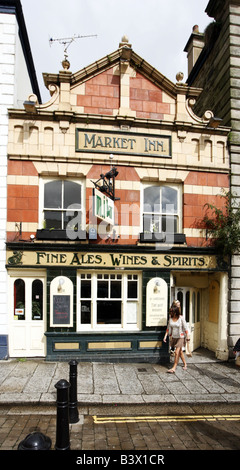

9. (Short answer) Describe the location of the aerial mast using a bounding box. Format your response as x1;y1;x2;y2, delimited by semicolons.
49;33;97;69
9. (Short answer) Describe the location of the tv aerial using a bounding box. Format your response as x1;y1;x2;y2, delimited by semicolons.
49;33;97;68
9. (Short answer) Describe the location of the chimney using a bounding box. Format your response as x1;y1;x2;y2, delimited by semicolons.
184;25;205;76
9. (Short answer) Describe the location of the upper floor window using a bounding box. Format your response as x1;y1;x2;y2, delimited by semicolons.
43;179;84;230
142;184;180;234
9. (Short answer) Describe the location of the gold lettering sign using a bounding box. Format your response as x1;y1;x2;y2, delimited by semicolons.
7;250;218;270
76;129;171;158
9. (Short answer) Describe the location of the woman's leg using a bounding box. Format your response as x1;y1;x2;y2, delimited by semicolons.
180;349;187;369
168;347;181;372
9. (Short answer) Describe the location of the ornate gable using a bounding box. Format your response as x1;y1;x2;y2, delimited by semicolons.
41;36;205;126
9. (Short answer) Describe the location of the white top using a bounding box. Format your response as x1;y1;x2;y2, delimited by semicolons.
170;318;181;338
168;316;188;339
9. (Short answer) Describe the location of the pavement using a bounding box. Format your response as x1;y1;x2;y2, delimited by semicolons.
0;348;240;407
1;348;240;452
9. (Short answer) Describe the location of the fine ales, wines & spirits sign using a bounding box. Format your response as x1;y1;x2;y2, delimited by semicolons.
7;250;218;270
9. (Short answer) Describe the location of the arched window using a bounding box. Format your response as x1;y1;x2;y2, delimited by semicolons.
14;279;25;320
192;291;196;323
32;280;43;320
177;291;183;315
43;180;83;230
185;291;190;323
197;291;201;322
143;185;179;233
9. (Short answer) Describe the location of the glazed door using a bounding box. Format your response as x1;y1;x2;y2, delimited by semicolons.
9;275;46;357
174;287;201;352
191;289;201;350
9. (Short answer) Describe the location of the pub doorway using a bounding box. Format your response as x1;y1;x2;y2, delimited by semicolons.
8;271;46;357
172;286;201;352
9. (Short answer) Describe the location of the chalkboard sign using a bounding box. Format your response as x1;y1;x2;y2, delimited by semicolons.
53;295;70;325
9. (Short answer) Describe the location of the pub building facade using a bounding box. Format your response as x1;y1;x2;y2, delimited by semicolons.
6;37;230;362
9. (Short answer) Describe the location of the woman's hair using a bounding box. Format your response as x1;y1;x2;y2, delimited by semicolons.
171;299;181;314
170;305;180;318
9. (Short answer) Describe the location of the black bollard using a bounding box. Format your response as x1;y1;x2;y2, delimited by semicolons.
68;360;79;423
18;432;52;450
55;379;71;450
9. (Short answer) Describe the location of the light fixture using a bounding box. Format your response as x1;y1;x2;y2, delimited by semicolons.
207;116;222;129
58;277;65;293
23;100;37;113
154;280;160;293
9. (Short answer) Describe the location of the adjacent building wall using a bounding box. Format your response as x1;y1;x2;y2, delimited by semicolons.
185;0;240;353
0;0;40;358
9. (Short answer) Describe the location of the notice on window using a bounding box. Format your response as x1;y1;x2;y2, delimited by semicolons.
53;295;70;325
15;308;24;316
146;278;168;327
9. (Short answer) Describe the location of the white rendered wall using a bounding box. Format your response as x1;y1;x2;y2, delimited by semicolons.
0;11;34;354
0;12;16;342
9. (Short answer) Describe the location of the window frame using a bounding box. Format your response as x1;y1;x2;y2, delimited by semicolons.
39;177;86;231
9;270;46;324
77;271;141;332
141;183;182;234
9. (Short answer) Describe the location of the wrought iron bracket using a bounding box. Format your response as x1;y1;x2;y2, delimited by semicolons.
91;167;120;201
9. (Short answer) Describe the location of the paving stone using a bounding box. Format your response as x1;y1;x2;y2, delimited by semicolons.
143;394;177;403
103;394;144;404
114;364;144;394
176;394;226;403
137;373;169;394
93;363;120;395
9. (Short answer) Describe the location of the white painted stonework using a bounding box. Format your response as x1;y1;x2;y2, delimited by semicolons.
0;11;36;357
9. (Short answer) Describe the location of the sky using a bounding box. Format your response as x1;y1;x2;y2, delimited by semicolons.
20;0;211;103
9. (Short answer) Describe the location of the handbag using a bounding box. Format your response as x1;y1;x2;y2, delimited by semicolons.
186;340;192;357
181;317;192;357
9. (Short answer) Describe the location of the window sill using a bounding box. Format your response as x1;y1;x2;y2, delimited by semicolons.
76;326;140;333
139;232;186;244
36;229;86;241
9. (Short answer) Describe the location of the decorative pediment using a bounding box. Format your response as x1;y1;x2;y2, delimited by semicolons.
44;37;201;97
40;36;207;125
9;36;228;134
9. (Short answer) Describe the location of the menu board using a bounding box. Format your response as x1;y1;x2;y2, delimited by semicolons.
53;295;71;325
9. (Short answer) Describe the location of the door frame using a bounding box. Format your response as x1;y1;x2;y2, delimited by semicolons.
172;286;201;352
8;269;46;357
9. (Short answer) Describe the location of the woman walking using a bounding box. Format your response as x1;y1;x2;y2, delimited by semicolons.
169;300;181;355
163;305;190;373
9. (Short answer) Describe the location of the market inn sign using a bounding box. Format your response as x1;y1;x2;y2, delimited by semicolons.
76;129;172;158
7;250;219;270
